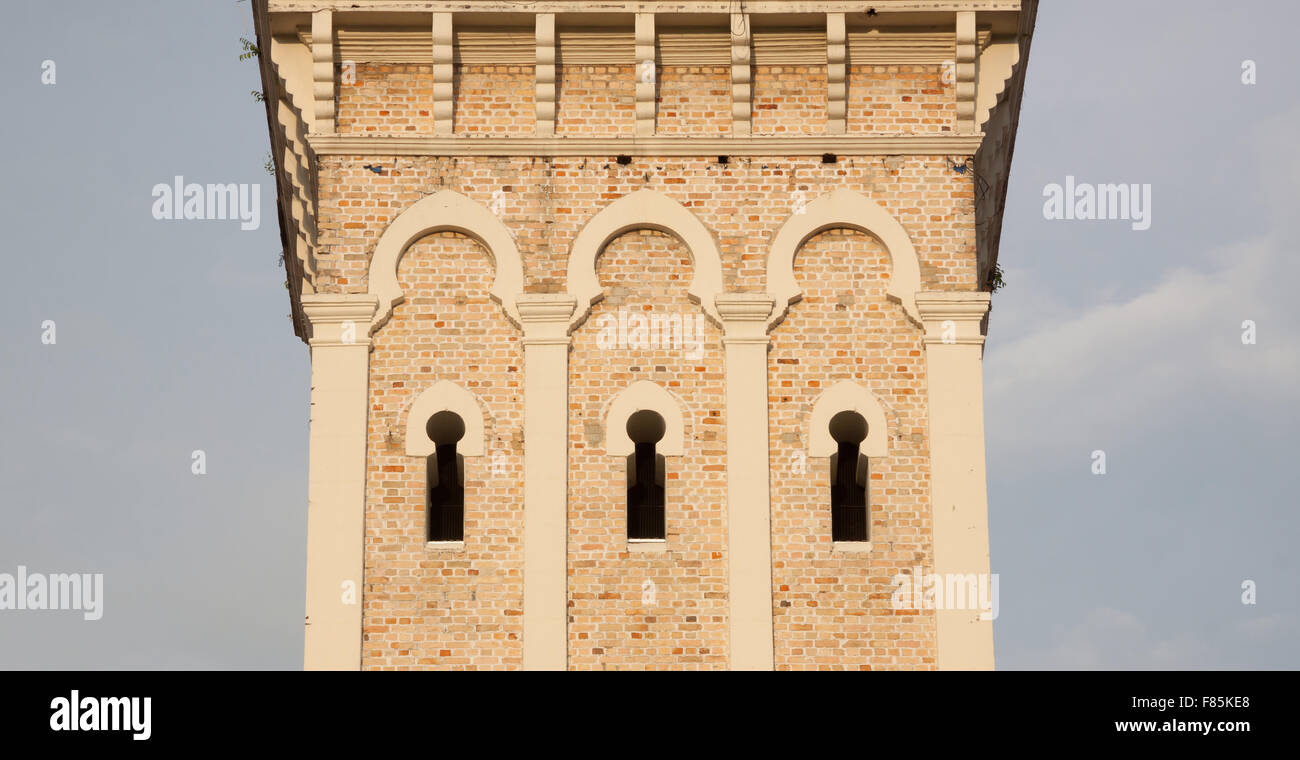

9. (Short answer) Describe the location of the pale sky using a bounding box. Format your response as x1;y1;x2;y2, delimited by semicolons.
0;0;1295;669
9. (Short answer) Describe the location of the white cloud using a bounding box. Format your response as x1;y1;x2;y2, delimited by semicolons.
1003;606;1300;670
985;232;1300;461
1005;607;1216;670
985;95;1300;460
1234;612;1296;643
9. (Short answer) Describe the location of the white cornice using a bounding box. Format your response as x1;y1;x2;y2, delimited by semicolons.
269;1;1022;14
307;133;984;156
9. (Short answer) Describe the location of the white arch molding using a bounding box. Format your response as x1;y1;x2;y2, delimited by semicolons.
766;188;923;330
404;380;487;457
367;190;525;334
604;381;687;457
566;189;724;331
807;380;891;458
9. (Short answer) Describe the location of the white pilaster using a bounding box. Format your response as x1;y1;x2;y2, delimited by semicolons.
517;294;577;671
301;294;378;670
917;291;995;670
716;293;776;670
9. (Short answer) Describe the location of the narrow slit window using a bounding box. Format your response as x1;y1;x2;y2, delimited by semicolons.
829;411;869;542
426;411;466;542
625;410;666;541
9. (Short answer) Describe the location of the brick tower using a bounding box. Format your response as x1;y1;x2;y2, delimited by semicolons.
253;0;1037;670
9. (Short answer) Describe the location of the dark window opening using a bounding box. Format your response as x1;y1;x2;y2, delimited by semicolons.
829;411;869;542
626;410;666;540
426;411;466;542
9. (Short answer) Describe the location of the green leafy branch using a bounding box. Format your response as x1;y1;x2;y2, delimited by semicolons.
988;262;1007;293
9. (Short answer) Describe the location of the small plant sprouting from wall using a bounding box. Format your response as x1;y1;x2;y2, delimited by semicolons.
237;1;265;103
236;3;273;177
241;41;265;106
987;263;1008;293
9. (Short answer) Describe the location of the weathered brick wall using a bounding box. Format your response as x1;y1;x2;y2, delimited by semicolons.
657;66;731;136
753;65;828;135
314;155;974;294
363;232;525;670
557;64;637;136
311;56;977;669
768;228;936;669
337;64;434;134
336;64;536;135
848;65;954;133
333;59;954;136
455;65;536;135
567;231;729;670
